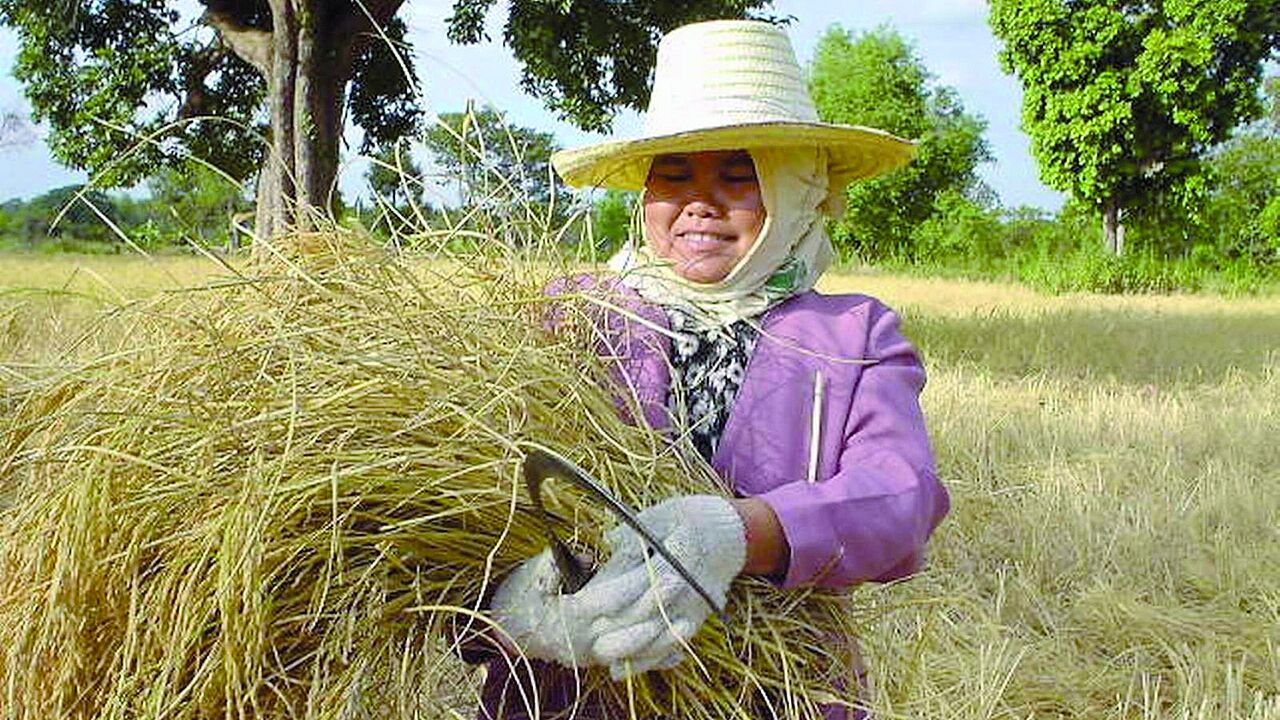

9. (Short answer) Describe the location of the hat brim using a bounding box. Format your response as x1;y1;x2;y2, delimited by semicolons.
551;121;916;191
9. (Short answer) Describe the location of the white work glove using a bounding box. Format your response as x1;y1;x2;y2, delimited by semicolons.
487;549;605;668
579;495;747;680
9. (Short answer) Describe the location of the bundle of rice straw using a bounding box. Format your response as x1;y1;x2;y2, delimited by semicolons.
0;235;871;719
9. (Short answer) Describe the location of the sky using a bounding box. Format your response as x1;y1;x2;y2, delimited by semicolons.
0;0;1066;211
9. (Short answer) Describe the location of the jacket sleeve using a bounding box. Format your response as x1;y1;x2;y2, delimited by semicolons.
757;302;950;590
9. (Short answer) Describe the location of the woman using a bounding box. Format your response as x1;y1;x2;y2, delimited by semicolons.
477;19;950;719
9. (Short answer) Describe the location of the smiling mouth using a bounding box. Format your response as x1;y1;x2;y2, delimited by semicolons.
677;232;734;249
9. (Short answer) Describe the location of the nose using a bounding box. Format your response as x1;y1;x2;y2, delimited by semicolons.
681;178;724;218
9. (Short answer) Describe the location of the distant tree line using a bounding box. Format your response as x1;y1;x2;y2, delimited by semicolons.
1;10;1274;292
798;23;1278;293
0;165;251;253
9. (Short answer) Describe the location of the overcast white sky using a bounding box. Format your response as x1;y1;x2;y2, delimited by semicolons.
0;0;1066;210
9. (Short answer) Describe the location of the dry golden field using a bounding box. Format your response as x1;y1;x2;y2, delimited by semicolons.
3;252;1278;719
820;268;1280;719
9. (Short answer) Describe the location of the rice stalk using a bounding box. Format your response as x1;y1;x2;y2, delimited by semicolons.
0;233;869;719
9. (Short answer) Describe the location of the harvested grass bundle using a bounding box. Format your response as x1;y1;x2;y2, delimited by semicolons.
0;237;869;719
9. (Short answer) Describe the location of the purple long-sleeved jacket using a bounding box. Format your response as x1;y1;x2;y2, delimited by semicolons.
595;280;949;589
476;278;950;719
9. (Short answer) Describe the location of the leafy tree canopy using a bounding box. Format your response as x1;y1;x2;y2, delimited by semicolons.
0;1;419;188
810;25;992;260
366;143;427;211
451;0;782;132
989;0;1280;249
422;105;561;208
0;0;776;241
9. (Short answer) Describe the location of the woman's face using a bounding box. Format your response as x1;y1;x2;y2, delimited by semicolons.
642;150;766;284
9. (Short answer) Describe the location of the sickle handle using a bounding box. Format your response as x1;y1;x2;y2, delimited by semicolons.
523;452;595;593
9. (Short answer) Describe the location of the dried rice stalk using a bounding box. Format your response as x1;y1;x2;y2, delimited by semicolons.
0;235;869;719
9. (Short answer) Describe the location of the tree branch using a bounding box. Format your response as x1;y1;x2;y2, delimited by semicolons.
178;43;227;119
203;9;271;76
370;0;408;25
335;0;408;38
0;111;36;150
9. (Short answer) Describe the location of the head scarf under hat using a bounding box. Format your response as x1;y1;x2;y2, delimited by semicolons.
609;146;840;330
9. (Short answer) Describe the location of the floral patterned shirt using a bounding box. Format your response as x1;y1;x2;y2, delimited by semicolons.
665;308;761;463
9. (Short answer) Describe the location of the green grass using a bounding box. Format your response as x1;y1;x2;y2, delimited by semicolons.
4;254;1278;719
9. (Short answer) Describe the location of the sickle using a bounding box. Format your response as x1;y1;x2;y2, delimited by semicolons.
520;444;730;623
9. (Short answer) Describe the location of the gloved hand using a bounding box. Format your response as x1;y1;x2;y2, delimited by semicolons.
487;548;605;668
580;495;747;679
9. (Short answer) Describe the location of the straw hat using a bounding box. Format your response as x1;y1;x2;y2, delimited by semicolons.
551;19;915;192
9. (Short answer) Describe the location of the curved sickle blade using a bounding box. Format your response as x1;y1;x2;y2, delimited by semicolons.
521;444;730;623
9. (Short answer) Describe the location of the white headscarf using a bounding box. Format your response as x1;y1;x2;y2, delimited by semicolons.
608;147;842;331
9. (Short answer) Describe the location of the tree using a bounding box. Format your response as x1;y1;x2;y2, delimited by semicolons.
809;25;991;262
423;105;560;210
989;0;1280;254
0;0;775;245
1198;75;1280;264
363;141;433;239
147;163;252;250
0;110;34;150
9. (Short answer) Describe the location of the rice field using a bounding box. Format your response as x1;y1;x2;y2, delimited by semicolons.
2;251;1278;719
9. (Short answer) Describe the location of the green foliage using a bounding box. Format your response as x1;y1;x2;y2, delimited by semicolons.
0;185;121;247
0;0;267;186
810;25;991;261
1255;195;1280;256
989;0;1280;220
145;163;251;249
0;172;248;252
1201;133;1280;265
878;187;1279;295
586;189;637;258
1027;244;1273;296
348;17;423;153
1;0;781;208
1018;244;1202;294
1087;78;1280;267
423;106;560;207
909;191;1004;265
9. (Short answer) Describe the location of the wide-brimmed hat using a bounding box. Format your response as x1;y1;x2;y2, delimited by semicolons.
551;19;915;192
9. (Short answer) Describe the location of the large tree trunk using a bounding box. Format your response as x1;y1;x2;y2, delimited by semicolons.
294;8;353;231
1102;197;1125;255
208;0;385;250
261;0;353;241
256;0;299;243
